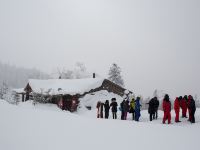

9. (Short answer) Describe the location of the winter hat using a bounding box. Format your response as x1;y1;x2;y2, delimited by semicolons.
164;94;169;101
111;98;116;101
136;97;140;101
188;95;193;100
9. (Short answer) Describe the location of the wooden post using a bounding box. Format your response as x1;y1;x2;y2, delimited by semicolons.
93;73;95;78
25;92;29;101
22;94;24;102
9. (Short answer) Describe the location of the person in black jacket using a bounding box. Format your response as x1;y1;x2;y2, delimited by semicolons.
100;102;104;118
110;98;118;119
188;96;196;123
148;98;155;121
153;97;159;120
104;100;110;119
120;100;125;120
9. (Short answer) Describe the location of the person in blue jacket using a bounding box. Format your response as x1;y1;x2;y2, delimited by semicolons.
135;97;142;121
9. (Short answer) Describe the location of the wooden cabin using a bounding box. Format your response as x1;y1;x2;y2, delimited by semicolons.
19;77;132;112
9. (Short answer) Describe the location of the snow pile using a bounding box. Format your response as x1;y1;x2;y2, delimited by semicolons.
79;90;123;109
18;100;61;112
27;78;104;95
0;100;199;150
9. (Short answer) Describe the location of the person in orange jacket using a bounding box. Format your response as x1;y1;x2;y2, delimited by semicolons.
174;97;181;123
162;94;171;124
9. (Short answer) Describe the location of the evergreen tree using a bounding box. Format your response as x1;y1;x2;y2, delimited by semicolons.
108;63;124;87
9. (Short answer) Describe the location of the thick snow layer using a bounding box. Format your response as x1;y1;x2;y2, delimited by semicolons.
0;100;199;150
12;88;25;93
28;78;104;95
79;90;123;108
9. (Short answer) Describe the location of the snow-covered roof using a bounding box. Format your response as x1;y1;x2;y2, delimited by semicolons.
27;78;105;95
12;88;26;93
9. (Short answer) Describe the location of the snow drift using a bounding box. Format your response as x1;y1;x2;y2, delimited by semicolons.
0;100;199;150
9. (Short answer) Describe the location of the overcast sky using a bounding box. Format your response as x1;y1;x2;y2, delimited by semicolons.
0;0;200;98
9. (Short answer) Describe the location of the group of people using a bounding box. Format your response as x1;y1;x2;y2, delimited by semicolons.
162;94;196;124
120;97;142;121
96;97;142;122
96;98;117;119
96;94;197;124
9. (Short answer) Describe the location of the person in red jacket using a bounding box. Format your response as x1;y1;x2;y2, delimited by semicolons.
162;94;171;124
174;97;181;123
180;95;188;118
96;101;101;118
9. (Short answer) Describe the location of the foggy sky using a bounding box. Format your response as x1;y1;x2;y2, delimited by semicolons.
0;0;200;98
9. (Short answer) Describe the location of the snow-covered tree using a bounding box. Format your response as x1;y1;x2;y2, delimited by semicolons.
194;94;200;108
32;89;51;105
108;63;124;87
74;62;88;79
57;62;90;79
0;82;9;99
13;92;20;105
9;91;21;105
62;70;74;79
153;89;158;98
0;86;19;104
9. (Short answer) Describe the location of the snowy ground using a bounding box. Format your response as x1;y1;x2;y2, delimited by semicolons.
0;100;199;150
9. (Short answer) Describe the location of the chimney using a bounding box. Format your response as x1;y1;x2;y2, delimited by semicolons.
93;73;95;78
